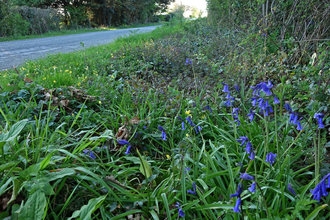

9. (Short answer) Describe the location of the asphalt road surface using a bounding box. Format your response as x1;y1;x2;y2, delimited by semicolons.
0;25;161;71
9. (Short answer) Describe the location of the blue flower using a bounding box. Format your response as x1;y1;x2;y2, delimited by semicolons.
274;96;280;104
287;183;296;196
182;122;185;130
251;97;258;106
245;142;253;154
177;116;184;121
185;58;191;65
205;105;212;112
251;81;273;96
240;173;254;180
194;126;202;134
118;140;130;145
125;145;132;155
236;137;249;146
83;149;96;160
314;113;325;129
247;109;255;122
187;181;197;195
175;202;185;217
289;112;296;123
222;83;229;93
311;173;330;202
297;122;303;130
234;85;240;92
185;167;191;173
158;126;167;141
248;182;256;193
265;152;277;165
285;103;292;112
248;151;255;160
233;197;241;213
185;116;196;126
230;183;243;197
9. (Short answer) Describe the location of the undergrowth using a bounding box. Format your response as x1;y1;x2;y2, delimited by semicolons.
0;18;330;219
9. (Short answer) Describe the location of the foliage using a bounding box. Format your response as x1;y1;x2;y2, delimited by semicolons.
0;18;330;219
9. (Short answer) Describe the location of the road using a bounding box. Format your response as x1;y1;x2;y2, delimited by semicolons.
0;25;161;71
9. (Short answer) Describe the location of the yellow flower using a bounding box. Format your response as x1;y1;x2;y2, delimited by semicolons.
201;115;206;119
186;133;190;137
69;71;72;73
166;155;171;159
111;75;114;78
99;101;102;104
53;80;56;83
185;110;192;116
78;83;81;86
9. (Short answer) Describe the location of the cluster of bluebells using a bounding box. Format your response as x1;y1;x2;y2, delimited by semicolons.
285;104;303;130
310;173;330;202
183;116;202;134
314;113;324;129
118;139;131;155
187;181;197;195
158;126;167;141
231;173;256;213
222;83;235;107
175;202;185;217
83;149;96;160
250;81;279;117
236;137;255;160
265;152;277;166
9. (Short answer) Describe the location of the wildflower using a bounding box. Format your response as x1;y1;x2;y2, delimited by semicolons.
248;182;256;193
285;103;292;112
297;121;303;131
185;116;196;126
251;81;273;96
245;142;253;154
311;173;330;202
314;113;324;129
248;151;255;160
234;85;240;92
125;145;132;155
287;183;296;196
236;137;249;146
205;105;212;112
222;83;229;93
195;126;202;134
247;109;255;122
240;173;254;180
251;97;258;106
185;110;191;116
177;116;184;121
186;133;189;137
274;96;280;104
166;155;171;159
185;58;192;65
185;167;191;173
187;181;197;195
83;149;96;160
175;202;185;217
118;140;130;145
158;126;167;141
233;108;240;125
182;122;185;130
230;183;243;197
265;152;277;165
233;197;241;213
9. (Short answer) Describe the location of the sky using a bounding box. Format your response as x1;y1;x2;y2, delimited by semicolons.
174;0;207;11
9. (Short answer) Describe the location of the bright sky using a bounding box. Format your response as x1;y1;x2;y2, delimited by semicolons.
175;0;207;11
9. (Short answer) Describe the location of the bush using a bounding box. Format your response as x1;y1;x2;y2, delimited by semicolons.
0;10;30;37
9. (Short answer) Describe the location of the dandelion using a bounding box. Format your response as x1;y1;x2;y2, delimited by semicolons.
248;182;256;193
240;173;254;180
314;113;325;129
265;152;277;165
187;181;197;195
287;183;296;196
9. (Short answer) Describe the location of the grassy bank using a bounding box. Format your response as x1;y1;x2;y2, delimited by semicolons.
0;21;166;42
0;18;329;219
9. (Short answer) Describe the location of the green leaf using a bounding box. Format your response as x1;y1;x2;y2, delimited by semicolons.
0;119;28;148
137;150;152;179
8;179;21;205
43;168;76;182
18;190;46;220
68;195;106;220
305;204;328;220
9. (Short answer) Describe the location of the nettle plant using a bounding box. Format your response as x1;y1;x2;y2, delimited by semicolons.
219;81;328;218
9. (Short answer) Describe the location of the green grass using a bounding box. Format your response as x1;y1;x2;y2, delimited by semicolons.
0;19;329;219
0;21;167;42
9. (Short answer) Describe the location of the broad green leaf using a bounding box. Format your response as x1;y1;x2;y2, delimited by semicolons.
68;195;106;220
43;168;76;182
137;150;152;179
0;119;28;148
305;204;328;220
40;152;54;170
18;190;46;220
8;179;21;205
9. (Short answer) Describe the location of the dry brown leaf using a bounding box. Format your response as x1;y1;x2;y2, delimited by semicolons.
115;125;129;140
24;77;33;83
60;100;70;107
129;116;140;124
